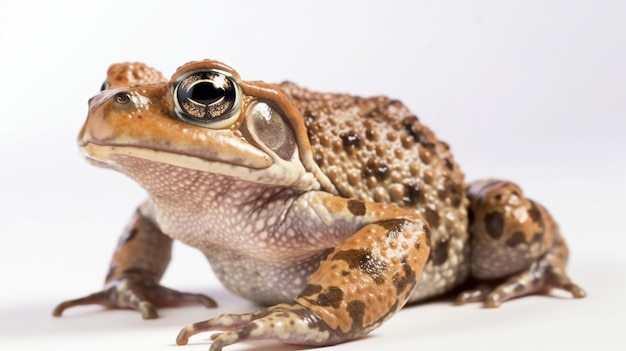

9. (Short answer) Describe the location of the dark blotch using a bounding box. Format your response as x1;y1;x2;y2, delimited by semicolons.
346;300;366;331
378;218;408;238
402;116;423;143
316;286;344;309
363;158;390;181
333;249;387;284
528;200;544;228
301;284;323;297
236;321;259;339
340;132;361;149
305;121;316;142
439;179;464;208
506;231;527;247
394;256;417;293
485;211;504;240
430;238;449;266
403;182;424;206
347;199;366;216
423;207;440;228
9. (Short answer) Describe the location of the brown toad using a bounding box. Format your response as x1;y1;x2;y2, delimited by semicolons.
54;60;585;351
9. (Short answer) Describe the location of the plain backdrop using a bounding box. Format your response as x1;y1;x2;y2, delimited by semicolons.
1;1;625;350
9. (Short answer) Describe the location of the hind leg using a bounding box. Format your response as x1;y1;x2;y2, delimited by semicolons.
455;180;586;307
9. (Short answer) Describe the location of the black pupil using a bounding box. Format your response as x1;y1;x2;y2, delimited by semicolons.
190;81;224;105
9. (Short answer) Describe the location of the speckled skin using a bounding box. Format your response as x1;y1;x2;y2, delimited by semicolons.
54;60;585;351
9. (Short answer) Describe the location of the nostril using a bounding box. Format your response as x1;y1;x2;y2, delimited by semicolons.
88;96;97;105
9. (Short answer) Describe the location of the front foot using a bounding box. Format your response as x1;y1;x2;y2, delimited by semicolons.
176;303;340;351
53;273;216;319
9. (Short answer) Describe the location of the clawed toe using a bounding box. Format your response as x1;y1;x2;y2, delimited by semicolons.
53;277;216;319
176;303;343;351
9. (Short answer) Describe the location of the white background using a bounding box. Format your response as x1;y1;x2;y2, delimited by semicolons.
1;1;625;350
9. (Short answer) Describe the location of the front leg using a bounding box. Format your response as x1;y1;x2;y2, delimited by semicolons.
176;192;431;350
53;204;216;319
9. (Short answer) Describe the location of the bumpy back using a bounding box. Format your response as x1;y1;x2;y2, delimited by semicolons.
279;82;470;300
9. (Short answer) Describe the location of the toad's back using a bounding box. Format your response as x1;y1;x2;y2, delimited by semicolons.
280;82;469;301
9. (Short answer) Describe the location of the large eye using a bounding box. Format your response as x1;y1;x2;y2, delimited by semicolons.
173;70;241;128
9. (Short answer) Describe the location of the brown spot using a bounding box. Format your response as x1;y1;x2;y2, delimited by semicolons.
444;158;454;170
506;231;527;247
403;182;424;206
430;238;449;265
378;218;409;238
402;116;423;142
347;199;366;216
528;200;544;227
236;321;259;339
423;207;440;228
528;202;540;221
332;249;387;284
363;158;389;181
301;284;323;297
316;286;344;308
438;179;463;208
305;123;316;143
346;300;366;330
393;256;417;293
485;212;504;240
451;182;464;207
340;131;361;149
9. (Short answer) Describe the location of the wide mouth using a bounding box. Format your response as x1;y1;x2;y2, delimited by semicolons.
79;141;273;171
78;140;315;190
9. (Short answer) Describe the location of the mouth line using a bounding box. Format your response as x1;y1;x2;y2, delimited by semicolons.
79;141;270;170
